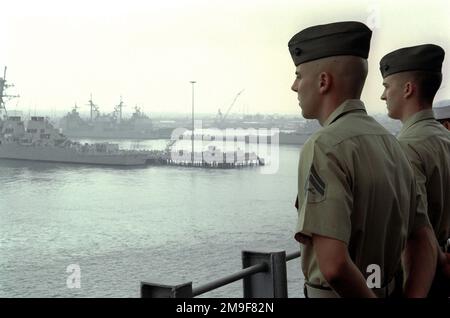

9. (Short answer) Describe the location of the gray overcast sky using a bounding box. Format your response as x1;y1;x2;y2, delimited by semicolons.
1;0;449;116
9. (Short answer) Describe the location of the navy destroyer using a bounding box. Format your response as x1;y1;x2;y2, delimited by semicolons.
0;67;156;166
59;96;165;139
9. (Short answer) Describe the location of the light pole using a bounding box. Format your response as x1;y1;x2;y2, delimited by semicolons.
190;81;196;165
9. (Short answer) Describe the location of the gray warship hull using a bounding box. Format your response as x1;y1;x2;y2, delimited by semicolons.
62;129;171;140
0;143;149;166
278;132;311;145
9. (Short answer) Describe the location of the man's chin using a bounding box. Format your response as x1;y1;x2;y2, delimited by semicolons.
387;108;399;120
301;110;314;119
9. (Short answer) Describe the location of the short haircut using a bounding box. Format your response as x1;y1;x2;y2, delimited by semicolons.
410;71;442;103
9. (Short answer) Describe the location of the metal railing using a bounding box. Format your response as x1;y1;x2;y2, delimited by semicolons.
141;250;301;298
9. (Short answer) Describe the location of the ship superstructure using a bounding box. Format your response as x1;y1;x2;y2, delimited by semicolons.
59;96;156;139
0;68;156;166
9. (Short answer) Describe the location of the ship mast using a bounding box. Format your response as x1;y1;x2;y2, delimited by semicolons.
87;93;99;122
114;96;125;124
0;66;20;120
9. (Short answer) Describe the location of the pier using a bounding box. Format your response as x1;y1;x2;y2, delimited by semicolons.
143;147;264;169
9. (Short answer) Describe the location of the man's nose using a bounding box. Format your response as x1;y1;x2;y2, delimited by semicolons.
291;80;298;92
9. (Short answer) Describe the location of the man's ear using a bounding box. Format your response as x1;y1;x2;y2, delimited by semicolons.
444;120;450;130
403;81;415;99
319;72;331;94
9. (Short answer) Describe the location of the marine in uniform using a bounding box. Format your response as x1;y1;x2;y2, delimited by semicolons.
289;21;424;298
433;99;450;130
380;44;450;297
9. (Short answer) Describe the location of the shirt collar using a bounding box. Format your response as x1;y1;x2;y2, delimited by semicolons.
399;109;435;135
322;99;367;127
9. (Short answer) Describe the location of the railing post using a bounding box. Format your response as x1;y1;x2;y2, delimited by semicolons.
141;282;193;298
242;250;288;298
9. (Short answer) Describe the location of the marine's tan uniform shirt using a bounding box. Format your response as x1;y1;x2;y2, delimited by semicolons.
397;109;450;247
296;99;425;289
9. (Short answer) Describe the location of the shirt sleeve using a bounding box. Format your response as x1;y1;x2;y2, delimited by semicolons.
401;143;432;235
296;140;353;244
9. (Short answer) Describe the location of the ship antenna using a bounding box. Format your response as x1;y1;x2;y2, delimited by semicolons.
119;95;123;124
0;66;20;120
87;93;99;122
114;96;125;124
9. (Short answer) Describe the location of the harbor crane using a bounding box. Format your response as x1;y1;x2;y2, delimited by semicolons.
215;89;244;129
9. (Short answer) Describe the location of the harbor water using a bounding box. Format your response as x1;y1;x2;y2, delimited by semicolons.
0;139;304;298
